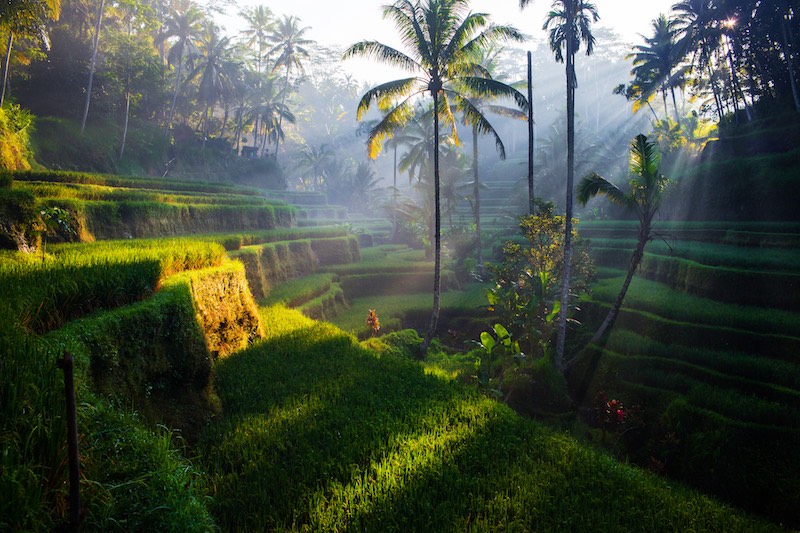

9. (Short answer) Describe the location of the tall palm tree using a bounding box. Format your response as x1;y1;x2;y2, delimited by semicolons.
672;0;726;121
345;0;524;356
239;5;273;75
159;4;204;136
248;74;295;157
239;5;274;145
628;14;687;124
187;22;236;145
524;0;599;370
577;134;670;344
268;15;312;161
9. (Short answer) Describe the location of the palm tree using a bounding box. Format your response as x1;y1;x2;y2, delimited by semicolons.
295;143;334;191
577;134;670;344
159;4;204;136
523;0;599;370
628;14;687;124
187;22;236;145
268;15;312;161
345;0;524;356
248;74;294;157
0;0;61;106
239;5;273;75
672;0;726;121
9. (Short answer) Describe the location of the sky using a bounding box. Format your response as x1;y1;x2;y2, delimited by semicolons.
213;0;677;81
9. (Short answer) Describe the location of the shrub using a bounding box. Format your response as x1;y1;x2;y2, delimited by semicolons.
0;104;33;171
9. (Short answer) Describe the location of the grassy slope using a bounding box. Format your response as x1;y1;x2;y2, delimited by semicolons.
199;305;773;532
580;223;800;526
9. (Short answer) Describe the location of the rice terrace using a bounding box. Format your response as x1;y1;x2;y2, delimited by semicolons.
1;0;799;530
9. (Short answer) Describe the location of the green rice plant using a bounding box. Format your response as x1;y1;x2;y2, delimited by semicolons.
606;329;800;391
17;180;288;208
332;284;489;335
297;284;348;321
0;239;225;333
589;273;800;337
309;235;360;265
14;169;257;196
581;299;800;362
588;238;800;272
198;305;776;531
339;271;459;299
264;273;336;307
0;332;67;531
78;402;215;531
594;350;800;426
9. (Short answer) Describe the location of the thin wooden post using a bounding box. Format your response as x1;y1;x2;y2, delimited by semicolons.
57;351;81;530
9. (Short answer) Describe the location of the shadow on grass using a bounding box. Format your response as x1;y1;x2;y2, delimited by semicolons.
200;317;777;531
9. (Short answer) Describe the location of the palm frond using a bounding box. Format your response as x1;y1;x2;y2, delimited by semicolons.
366;97;417;159
457;76;528;110
577;172;635;208
461;24;525;59
355;78;418;120
451;92;506;159
343;41;420;72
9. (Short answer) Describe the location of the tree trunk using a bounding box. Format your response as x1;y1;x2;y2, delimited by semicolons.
1;32;13;107
390;144;398;240
556;3;576;372
781;16;800;113
165;51;183;137
707;62;724;122
419;87;442;358
120;83;130;159
81;0;105;135
725;35;751;121
527;50;535;215
472;125;484;276
275;62;291;163
590;224;648;344
670;84;680;126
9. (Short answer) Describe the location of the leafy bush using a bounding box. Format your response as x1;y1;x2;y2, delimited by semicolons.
0;104;33;171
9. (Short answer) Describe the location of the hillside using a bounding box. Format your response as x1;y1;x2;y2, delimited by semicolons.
0;171;781;530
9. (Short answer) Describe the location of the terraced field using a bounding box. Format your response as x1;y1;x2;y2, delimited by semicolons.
2;170;795;529
577;220;800;525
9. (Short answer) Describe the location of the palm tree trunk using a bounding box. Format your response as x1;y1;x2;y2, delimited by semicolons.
725;35;751;121
275;62;291;163
670;85;680;126
420;87;442;358
165;53;183;137
120;80;130;159
1;32;13;107
707;63;724;122
556;3;576;372
472;125;484;276
390;144;398;240
590;225;648;344
81;0;105;135
781;17;800;113
527;50;535;215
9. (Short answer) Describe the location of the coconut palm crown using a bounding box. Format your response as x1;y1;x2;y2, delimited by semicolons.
344;0;526;356
344;0;526;160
